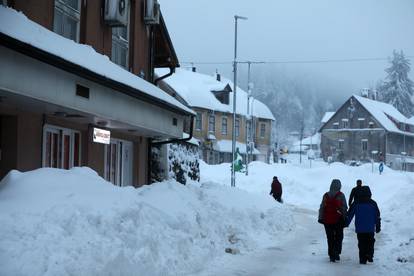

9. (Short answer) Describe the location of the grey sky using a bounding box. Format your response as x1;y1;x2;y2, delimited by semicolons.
159;0;414;97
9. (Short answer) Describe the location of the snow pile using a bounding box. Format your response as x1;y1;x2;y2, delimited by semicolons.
0;167;293;276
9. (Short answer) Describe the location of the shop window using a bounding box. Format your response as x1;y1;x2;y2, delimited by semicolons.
43;125;81;169
53;0;81;42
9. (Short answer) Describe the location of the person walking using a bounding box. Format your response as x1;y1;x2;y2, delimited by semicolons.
346;186;381;264
349;179;364;206
318;179;348;262
269;176;283;203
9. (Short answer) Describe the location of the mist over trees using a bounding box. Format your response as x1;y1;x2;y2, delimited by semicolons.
240;66;349;147
377;50;414;117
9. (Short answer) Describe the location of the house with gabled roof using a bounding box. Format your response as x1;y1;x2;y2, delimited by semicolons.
0;2;195;186
319;94;414;171
157;68;276;164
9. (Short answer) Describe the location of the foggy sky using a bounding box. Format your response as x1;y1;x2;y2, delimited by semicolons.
159;0;414;100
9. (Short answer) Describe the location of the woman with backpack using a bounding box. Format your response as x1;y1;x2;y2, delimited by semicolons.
318;179;348;262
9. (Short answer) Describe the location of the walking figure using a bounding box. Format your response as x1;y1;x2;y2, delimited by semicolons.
346;186;381;264
269;176;283;203
318;179;348;262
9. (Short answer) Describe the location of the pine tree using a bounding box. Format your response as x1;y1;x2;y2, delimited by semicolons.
378;50;414;117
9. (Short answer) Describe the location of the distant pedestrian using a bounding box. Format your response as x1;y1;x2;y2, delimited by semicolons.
346;186;381;264
349;179;364;206
318;179;348;262
270;176;283;203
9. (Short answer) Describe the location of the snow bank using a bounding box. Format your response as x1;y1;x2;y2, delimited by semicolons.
0;167;293;276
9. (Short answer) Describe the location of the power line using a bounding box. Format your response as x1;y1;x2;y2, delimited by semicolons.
181;56;414;65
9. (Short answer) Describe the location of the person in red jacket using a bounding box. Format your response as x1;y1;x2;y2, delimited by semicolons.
318;179;348;262
270;176;283;203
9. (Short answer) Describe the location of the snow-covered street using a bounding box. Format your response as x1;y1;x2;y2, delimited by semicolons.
1;159;414;275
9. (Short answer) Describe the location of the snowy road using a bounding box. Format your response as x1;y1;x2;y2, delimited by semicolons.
195;206;395;276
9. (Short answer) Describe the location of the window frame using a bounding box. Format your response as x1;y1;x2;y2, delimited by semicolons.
111;10;130;69
208;114;215;133
361;139;368;151
338;139;344;150
221;117;228;135
260;123;266;138
53;0;81;42
341;119;349;129
195;112;202;131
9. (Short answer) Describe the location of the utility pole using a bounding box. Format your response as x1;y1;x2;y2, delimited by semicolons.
231;15;247;188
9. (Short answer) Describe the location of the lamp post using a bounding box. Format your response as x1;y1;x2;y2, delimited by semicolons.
231;15;248;187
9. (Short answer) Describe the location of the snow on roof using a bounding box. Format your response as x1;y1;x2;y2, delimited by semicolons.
353;95;412;135
214;140;261;155
408;116;414;125
156;68;275;120
321;112;335;124
182;133;200;146
0;6;194;115
293;133;320;146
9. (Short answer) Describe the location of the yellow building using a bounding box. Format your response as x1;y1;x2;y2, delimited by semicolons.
157;68;275;164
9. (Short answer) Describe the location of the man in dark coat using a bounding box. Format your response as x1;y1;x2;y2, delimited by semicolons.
318;179;348;262
270;176;282;203
349;179;364;206
346;186;381;264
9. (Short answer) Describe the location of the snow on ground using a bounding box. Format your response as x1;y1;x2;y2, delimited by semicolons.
1;157;413;275
0;167;293;276
200;157;414;274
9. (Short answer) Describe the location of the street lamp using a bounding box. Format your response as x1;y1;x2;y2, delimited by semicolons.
231;15;248;188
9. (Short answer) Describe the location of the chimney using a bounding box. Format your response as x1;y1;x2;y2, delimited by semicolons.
215;69;221;81
192;67;196;72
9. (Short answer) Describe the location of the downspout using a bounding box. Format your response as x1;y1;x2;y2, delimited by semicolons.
154;66;175;86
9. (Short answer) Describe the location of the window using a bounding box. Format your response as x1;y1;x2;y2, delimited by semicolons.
333;122;339;129
195;112;202;131
260;123;266;138
208;114;215;133
361;139;368;151
112;24;129;68
53;0;81;42
247;121;252;138
338;139;344;150
341;119;349;129
358;118;365;128
369;122;374;128
235;119;240;137
43;125;81;169
221;117;228;135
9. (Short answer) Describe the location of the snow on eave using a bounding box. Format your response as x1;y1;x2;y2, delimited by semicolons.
321;112;335;123
0;6;194;116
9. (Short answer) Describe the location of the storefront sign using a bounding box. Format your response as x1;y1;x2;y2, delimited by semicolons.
93;128;110;144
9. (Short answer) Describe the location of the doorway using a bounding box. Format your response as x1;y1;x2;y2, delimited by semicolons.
104;139;133;186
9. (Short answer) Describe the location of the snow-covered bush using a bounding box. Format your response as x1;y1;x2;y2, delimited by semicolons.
168;142;200;184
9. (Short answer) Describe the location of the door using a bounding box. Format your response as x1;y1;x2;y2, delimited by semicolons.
105;139;133;187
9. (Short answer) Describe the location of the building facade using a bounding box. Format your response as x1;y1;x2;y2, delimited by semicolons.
0;1;194;186
320;95;414;171
158;68;274;164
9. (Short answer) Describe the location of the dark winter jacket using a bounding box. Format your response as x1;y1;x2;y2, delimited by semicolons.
346;186;381;233
348;185;364;206
318;179;348;224
270;178;282;198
